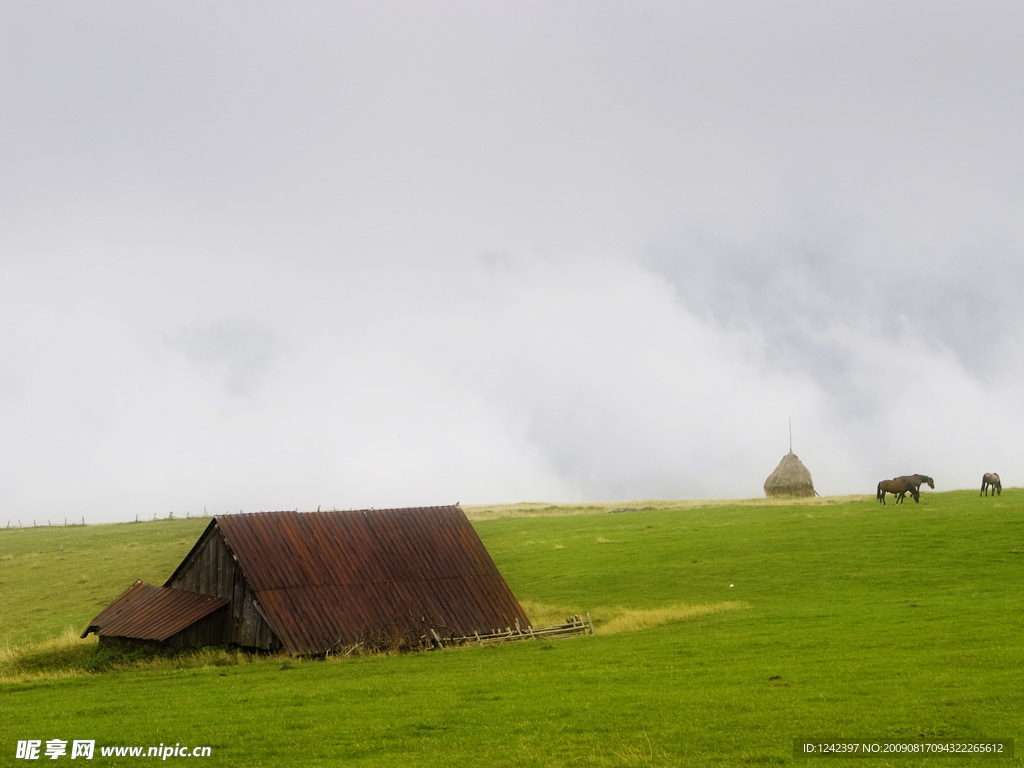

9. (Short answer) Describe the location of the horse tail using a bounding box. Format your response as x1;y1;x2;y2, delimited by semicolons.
876;482;882;502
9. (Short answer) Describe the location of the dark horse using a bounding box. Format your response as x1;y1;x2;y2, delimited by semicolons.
981;472;1001;496
898;474;934;499
877;477;918;505
877;474;934;505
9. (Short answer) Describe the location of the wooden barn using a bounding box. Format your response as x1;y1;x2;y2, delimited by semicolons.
81;505;532;655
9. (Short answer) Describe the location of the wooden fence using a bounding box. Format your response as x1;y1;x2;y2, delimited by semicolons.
441;613;594;647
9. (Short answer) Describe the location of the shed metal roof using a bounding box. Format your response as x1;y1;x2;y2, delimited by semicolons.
81;580;229;641
168;505;530;654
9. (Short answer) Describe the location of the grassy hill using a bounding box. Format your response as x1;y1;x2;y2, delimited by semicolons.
2;491;1022;766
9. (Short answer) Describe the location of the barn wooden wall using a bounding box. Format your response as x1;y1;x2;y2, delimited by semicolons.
166;525;280;651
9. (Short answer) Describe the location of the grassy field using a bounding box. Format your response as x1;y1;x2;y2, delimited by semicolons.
2;491;1022;766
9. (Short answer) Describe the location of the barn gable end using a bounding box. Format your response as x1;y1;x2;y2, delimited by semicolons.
164;521;280;650
82;505;530;655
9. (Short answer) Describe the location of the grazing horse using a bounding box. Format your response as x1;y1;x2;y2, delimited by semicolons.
877;477;919;505
895;474;934;501
981;472;1001;496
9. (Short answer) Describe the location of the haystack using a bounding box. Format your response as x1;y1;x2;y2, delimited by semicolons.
764;451;817;497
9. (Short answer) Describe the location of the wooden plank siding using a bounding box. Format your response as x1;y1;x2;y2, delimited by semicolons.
164;522;280;651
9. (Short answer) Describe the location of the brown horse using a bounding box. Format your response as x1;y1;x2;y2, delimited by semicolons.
895;474;934;501
981;472;1001;496
877;477;918;505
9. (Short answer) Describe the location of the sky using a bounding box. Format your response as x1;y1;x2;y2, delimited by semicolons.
3;2;1024;524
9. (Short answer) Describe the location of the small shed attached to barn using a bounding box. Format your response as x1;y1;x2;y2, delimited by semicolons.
81;505;532;655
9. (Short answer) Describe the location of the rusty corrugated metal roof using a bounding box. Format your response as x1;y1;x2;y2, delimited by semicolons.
81;580;228;641
207;505;530;654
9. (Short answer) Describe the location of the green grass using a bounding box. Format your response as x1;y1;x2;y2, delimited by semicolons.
2;492;1022;766
0;516;210;646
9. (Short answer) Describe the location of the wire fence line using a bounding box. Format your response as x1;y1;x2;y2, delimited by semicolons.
3;508;329;529
4;510;220;529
